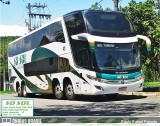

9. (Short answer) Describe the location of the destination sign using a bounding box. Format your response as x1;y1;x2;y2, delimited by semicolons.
95;43;115;48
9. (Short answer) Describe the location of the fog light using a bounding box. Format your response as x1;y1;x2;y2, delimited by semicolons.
95;85;104;91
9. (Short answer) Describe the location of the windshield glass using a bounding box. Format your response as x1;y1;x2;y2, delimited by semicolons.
94;42;140;71
85;11;133;32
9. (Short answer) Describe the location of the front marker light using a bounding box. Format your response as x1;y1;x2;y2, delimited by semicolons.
99;78;108;83
86;74;97;80
86;74;108;83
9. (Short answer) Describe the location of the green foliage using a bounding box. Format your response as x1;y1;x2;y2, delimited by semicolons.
90;2;103;10
142;65;160;82
144;82;160;87
0;36;19;81
0;90;13;94
120;0;160;82
90;2;112;10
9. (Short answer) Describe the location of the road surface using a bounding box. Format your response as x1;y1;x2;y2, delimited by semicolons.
1;93;160;116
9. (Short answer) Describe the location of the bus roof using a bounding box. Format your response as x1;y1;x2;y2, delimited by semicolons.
63;9;125;17
9;10;125;45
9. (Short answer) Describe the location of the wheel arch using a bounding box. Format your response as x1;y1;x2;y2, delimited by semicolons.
16;81;20;92
21;80;26;87
63;77;71;89
63;76;76;100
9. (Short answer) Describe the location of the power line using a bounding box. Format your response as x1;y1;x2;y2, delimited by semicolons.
13;8;27;25
45;0;59;6
26;2;52;32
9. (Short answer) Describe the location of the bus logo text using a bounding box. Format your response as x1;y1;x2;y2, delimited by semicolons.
14;54;26;66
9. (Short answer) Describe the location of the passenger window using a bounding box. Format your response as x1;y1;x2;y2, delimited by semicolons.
54;30;65;42
8;21;65;57
64;13;86;36
50;22;65;43
40;21;65;46
76;48;90;68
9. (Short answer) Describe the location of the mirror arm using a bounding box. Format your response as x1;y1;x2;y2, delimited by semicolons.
136;35;151;52
71;33;88;41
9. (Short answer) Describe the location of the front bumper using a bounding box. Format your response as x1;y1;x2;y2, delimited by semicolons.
91;79;144;95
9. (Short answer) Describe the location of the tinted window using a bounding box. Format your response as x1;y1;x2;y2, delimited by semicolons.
94;42;140;71
51;22;64;42
85;12;133;32
24;57;70;76
8;21;65;57
40;21;65;46
76;48;90;68
64;13;86;36
70;39;90;68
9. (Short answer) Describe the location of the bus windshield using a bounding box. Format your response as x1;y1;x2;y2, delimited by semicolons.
94;42;140;71
85;11;133;33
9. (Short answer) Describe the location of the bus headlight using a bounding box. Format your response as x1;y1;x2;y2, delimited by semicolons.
86;74;108;83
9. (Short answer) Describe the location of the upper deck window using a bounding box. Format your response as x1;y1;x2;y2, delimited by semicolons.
8;21;65;57
85;11;134;33
64;13;86;36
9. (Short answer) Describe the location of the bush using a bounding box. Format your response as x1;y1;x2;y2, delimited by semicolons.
142;64;160;82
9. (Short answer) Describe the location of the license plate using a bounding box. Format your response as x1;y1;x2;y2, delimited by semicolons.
119;87;127;91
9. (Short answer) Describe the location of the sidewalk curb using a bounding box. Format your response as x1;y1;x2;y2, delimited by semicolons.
143;86;160;92
121;92;160;97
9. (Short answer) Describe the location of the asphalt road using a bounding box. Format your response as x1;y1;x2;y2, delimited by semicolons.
1;93;160;116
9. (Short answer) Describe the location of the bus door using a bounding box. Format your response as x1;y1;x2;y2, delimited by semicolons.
76;48;92;94
79;69;91;94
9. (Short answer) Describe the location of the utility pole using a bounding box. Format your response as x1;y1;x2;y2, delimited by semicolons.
113;0;120;11
0;37;2;91
2;36;7;91
3;37;5;91
26;3;51;32
28;3;31;32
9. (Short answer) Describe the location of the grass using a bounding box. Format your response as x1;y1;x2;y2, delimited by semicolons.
0;90;14;95
144;82;160;87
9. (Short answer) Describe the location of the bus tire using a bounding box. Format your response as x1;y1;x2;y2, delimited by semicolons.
22;84;28;97
17;86;22;97
54;83;63;100
65;82;75;100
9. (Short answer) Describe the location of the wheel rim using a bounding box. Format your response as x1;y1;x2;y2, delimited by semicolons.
66;84;74;99
18;87;21;96
54;84;62;99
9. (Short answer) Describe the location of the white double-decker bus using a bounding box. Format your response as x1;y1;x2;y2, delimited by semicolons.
8;10;151;100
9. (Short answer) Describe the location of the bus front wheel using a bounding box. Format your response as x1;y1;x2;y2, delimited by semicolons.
65;83;75;100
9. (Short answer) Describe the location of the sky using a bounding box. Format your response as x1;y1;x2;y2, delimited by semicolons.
0;0;146;36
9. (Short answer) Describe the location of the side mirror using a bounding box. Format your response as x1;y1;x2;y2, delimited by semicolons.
71;33;88;41
136;35;151;52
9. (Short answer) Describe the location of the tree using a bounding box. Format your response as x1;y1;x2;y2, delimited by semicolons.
0;36;18;90
120;0;160;81
90;1;112;10
90;2;103;10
